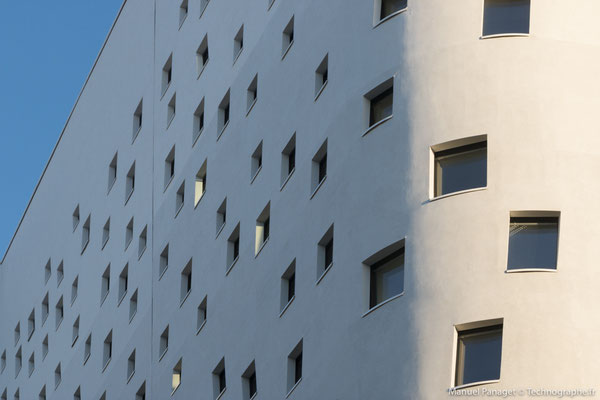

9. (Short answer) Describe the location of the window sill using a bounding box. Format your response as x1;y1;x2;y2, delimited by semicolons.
100;291;109;306
72;335;79;347
180;291;191;308
246;98;257;117
316;262;334;285
310;176;327;199
160;83;171;101
255;237;269;258
171;384;181;396
286;378;302;399
428;186;486;203
233;49;243;66
505;268;557;274
194;192;206;209
102;358;111;373
138;246;147;260
373;7;407;28
450;380;500;391
267;0;275;10
217;121;229;141
250;166;262;184
197;62;207;80
107;180;116;195
281;41;293;60
118;291;128;307
250;393;257;400
216;388;227;400
164;176;174;193
125;238;133;251
314;80;328;102
127;370;135;384
215;223;226;239
362;292;404;318
159;348;168;362
196;320;207;335
71;295;77;306
175;203;184;218
362;115;393;137
73;222;79;232
192;127;204;147
279;296;295;318
480;33;529;40
81;240;89;255
125;189;134;205
280;169;295;191
83;353;90;365
56;318;63;331
132;126;141;144
226;257;239;276
159;266;169;281
129;309;137;324
27;330;34;342
102;237;109;250
167;114;176;130
179;14;187;30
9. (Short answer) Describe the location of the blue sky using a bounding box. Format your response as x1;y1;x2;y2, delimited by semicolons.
0;1;124;255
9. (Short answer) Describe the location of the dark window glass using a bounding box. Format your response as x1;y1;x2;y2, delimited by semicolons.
483;0;530;36
318;154;327;183
369;87;393;126
434;141;486;197
288;148;295;173
324;239;333;267
508;217;558;270
186;272;192;292
233;238;239;260
263;217;270;240
380;0;407;20
202;48;209;65
248;372;257;397
199;113;204;130
288;273;295;301
322;68;328;85
456;325;502;386
218;370;226;392
224;104;230;125
294;353;302;383
167;68;172;84
289;30;294;43
370;248;404;308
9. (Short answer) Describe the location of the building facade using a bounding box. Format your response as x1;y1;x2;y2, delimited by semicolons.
1;0;599;399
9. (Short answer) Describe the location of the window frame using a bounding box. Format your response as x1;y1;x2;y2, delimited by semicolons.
481;0;531;39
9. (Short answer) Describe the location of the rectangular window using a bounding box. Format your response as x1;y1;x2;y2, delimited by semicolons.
197;296;207;333
133;99;143;141
212;358;226;399
193;98;205;144
108;152;117;193
365;78;394;131
233;25;244;63
242;361;257;400
282;16;294;58
102;218;110;249
508;213;559;271
101;264;110;305
432;137;487;198
216;198;227;236
55;297;63;330
180;259;192;305
455;322;503;387
365;240;405;309
483;0;530;37
317;225;334;283
255;203;270;255
119;264;129;304
195;160;207;207
159;326;169;360
160;244;169;278
103;331;112;370
281;133;296;188
251;141;263;182
172;359;182;394
126;162;136;203
128;349;136;382
129;290;138;322
287;340;303;393
218;90;231;137
179;0;188;27
315;54;328;99
176;181;185;216
162;54;173;95
311;139;328;196
139;226;148;259
167;93;176;128
227;223;240;273
280;260;296;314
197;35;209;77
82;215;91;253
247;74;258;114
165;146;176;189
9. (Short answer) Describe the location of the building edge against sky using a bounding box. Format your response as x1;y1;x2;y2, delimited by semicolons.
1;0;600;399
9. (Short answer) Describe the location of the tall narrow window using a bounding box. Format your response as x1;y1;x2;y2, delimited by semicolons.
103;331;112;370
180;259;192;305
102;218;110;249
159;326;169;360
247;74;258;114
133;99;143;142
72;317;79;346
172;359;182;394
195;160;207;207
129;289;138;322
197;35;209;77
56;261;64;286
242;361;257;400
84;335;91;364
483;0;530;37
119;264;129;304
126;162;136;203
376;0;407;23
74;387;81;400
216;198;227;236
139;226;148;259
507;212;559;271
1;350;6;373
281;133;296;188
82;215;91;253
287;340;303;393
162;54;173;95
212;358;226;399
315;54;328;99
126;218;134;249
55;297;63;330
197;296;207;333
160;244;169;278
233;25;244;63
136;382;146;400
365;78;394;131
432;137;487;198
108;152;118;193
27;310;35;340
42;294;49;325
28;353;34;376
280;260;296;314
364;240;405;310
311;140;328;196
14;323;20;345
167;93;177;128
218;90;231;138
14;347;21;377
179;0;188;27
193;98;205;144
71;276;79;304
455;321;503;387
227;223;241;274
251;141;263;182
165;146;176;189
44;260;51;284
128;349;136;382
42;335;48;360
200;0;210;16
282;16;294;58
176;181;185;216
317;225;334;282
55;364;61;388
72;205;80;231
101;264;111;305
255;203;270;255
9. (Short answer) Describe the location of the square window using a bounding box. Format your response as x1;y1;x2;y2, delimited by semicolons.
212;358;226;399
193;98;205;144
119;264;129;304
218;90;231;138
233;25;244;63
281;133;296;187
365;78;394;130
227;223;241;273
126;162;136;203
432;137;487;198
180;259;192;305
317;225;334;282
197;36;209;77
247;74;258;114
165;146;176;189
242;361;257;400
103;331;112;370
287;340;302;393
483;0;530;37
197;296;207;333
377;0;407;22
133;99;143;141
311;139;328;196
455;322;503;387
167;93;176;128
282;16;294;58
508;213;559;271
162;55;173;95
108;152;117;193
216;198;227;236
365;240;405;309
176;181;185;216
280;260;296;313
179;0;188;27
160;244;169;278
139;226;148;259
126;218;134;249
315;54;328;99
195;160;207;207
129;290;138;322
102;218;110;249
251;141;263;182
101;265;111;305
255;202;270;255
172;359;182;394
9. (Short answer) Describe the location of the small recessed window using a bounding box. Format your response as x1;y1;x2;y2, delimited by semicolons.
280;260;296;314
195;160;207;207
287;340;303;393
74;387;81;400
37;387;43;400
42;335;48;360
218;90;231;138
27;310;35;340
128;349;136;382
82;215;91;253
108;152;118;193
227;223;241;273
242;361;257;400
28;353;34;377
196;36;209;77
119;264;129;304
102;218;110;249
44;260;51;284
162;55;173;95
165;146;176;189
136;382;146;400
103;331;112;370
133;99;143;141
129;289;138;322
365;240;405;310
159;326;169;360
139;226;148;259
55;363;61;388
126;162;136;203
282;16;294;58
212;358;226;399
14;323;20;346
508;213;559;271
41;294;49;325
180;259;192;305
72;205;80;231
251;141;263;182
56;261;64;286
101;264;111;305
233;25;244;63
317;225;334;282
99;392;106;400
432;137;487;198
179;0;188;27
197;296;207;333
71;276;78;304
315;54;328;99
311;139;328;196
216;198;227;236
55;297;63;330
167;93;177;128
255;202;270;256
126;218;134;249
365;78;393;132
193;98;205;144
376;0;407;23
1;350;6;373
14;347;21;377
281;133;296;188
200;0;210;16
72;317;79;346
455;321;503;387
483;0;530;37
172;359;182;394
247;74;258;114
84;335;91;364
176;181;185;216
160;244;169;278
